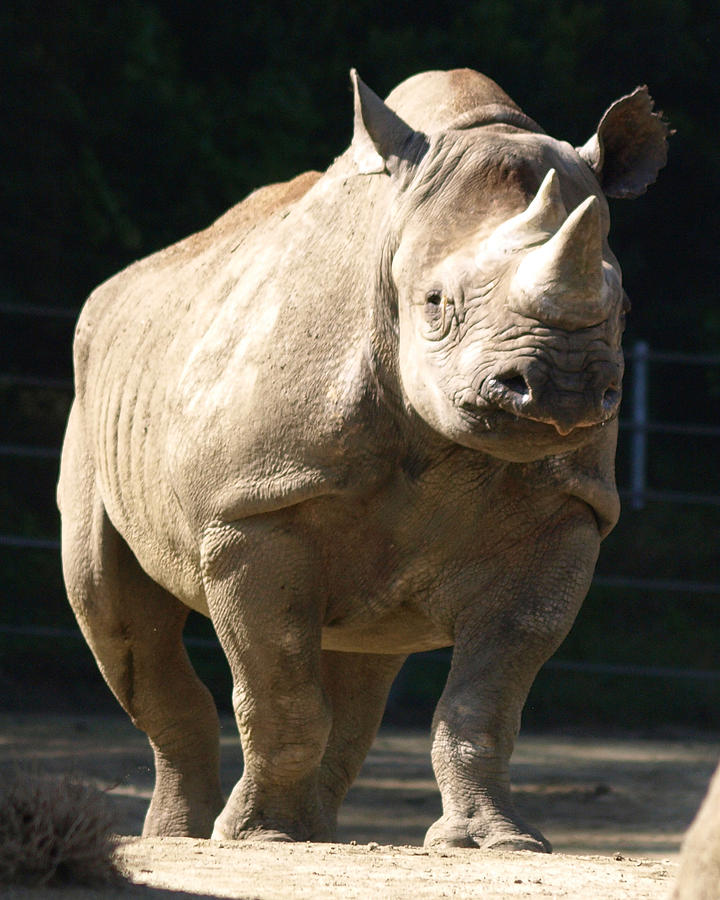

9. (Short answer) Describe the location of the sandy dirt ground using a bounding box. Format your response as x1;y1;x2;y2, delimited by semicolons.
2;713;718;898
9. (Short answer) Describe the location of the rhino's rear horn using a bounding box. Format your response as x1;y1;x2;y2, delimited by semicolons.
508;195;608;330
489;169;568;250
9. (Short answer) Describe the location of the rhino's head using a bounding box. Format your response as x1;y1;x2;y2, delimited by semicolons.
351;70;670;462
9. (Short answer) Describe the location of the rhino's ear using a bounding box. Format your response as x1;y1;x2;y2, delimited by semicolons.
350;69;428;177
577;87;672;199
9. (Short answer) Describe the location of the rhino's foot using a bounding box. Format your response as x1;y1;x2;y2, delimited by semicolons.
211;825;294;843
211;820;334;843
143;800;223;839
424;814;551;853
211;781;334;844
142;777;225;839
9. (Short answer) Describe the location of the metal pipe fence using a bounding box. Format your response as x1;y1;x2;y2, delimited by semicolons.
1;621;719;686
622;340;720;511
2;303;720;685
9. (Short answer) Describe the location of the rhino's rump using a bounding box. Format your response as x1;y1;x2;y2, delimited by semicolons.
69;165;396;603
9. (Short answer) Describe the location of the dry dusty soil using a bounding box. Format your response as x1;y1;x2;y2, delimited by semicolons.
2;714;719;899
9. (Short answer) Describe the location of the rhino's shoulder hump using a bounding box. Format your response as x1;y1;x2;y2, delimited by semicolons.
202;170;323;247
153;169;324;263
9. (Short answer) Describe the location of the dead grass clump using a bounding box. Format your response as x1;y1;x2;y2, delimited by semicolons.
0;771;124;887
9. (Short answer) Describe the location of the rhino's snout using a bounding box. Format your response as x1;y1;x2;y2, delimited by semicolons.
482;362;621;436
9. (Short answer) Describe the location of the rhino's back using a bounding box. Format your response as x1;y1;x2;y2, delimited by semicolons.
187;169;323;255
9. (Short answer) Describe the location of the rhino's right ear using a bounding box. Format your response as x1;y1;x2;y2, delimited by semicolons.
351;69;428;177
577;87;672;199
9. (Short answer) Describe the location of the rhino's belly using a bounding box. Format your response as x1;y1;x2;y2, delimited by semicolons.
321;607;452;655
104;496;210;615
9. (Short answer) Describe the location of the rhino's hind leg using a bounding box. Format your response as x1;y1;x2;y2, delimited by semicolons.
59;410;224;837
318;651;406;833
203;520;333;842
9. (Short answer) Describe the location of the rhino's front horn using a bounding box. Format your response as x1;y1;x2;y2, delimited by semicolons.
508;195;607;329
488;169;568;252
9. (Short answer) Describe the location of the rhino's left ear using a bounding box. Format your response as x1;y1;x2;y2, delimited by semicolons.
351;69;428;177
577;87;672;199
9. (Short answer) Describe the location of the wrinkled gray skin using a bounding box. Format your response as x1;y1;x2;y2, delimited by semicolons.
673;762;720;899
58;69;670;851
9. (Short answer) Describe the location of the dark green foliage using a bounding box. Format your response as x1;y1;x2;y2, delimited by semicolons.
1;1;719;727
2;0;718;347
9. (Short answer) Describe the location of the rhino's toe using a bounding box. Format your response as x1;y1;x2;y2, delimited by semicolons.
480;833;552;853
424;814;551;853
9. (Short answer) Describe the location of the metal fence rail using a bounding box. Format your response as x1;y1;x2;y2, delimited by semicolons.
0;444;61;460
623;341;720;510
0;375;74;390
2;621;719;684
3;303;720;687
0;302;79;319
0;535;60;550
4;336;720;554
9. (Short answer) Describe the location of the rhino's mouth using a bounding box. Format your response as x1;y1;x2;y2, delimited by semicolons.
455;398;609;460
458;399;605;435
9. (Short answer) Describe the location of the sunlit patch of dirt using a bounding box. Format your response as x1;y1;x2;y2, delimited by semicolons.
2;715;717;898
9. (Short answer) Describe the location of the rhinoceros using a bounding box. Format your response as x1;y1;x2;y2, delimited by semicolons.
673;761;720;898
58;68;669;851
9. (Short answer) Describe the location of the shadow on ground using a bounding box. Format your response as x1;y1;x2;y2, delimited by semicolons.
2;713;718;857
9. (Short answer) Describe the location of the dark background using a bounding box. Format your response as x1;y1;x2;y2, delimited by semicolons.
1;1;719;730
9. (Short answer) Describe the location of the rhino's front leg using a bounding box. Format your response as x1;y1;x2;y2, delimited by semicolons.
426;632;552;852
201;520;333;842
426;516;599;852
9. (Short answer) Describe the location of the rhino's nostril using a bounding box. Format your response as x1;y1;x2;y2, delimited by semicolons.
602;386;621;411
499;374;530;398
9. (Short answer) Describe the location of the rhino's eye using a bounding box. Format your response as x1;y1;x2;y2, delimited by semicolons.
423;290;454;336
